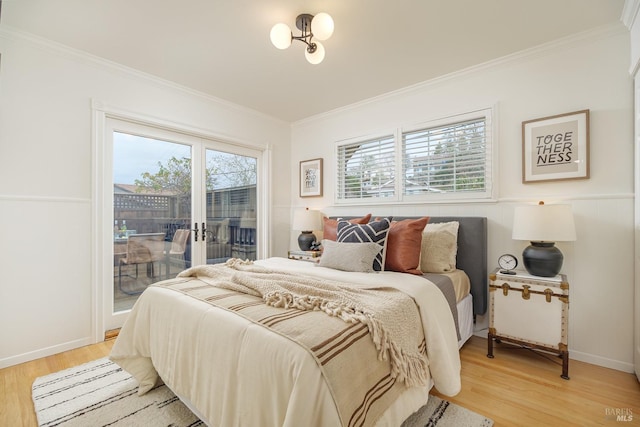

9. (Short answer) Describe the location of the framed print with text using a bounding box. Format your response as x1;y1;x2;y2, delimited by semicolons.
522;109;590;183
300;158;323;197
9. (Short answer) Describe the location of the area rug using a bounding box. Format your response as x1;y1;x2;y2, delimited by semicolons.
32;358;202;427
401;395;494;427
33;357;493;427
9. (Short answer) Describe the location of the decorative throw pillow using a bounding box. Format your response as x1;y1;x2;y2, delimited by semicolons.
318;239;382;273
337;217;392;271
323;214;372;241
384;217;430;275
420;221;459;273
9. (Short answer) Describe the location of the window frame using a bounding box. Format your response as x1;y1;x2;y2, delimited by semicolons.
335;131;398;203
334;108;495;205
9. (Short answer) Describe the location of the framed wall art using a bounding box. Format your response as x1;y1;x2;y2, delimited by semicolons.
300;158;323;197
522;109;590;183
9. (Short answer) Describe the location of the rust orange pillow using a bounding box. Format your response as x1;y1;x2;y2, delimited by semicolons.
322;214;372;241
384;216;430;275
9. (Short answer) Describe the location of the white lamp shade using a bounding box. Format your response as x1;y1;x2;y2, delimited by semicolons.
270;23;292;49
292;209;322;231
305;41;325;64
512;203;577;242
311;13;334;41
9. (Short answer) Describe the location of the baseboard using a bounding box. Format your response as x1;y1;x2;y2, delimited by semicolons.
471;328;635;374
0;337;93;369
569;349;635;374
473;327;488;338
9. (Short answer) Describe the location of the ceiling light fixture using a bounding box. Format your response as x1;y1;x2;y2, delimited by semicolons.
270;13;334;65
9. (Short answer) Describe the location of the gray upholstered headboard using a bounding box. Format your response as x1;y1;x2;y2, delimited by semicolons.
331;216;488;316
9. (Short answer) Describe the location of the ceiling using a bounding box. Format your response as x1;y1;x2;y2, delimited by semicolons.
0;0;626;122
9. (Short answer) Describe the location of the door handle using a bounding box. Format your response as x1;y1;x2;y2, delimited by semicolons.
193;222;209;242
192;223;199;242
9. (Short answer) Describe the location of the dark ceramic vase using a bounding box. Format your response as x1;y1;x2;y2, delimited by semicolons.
522;241;563;277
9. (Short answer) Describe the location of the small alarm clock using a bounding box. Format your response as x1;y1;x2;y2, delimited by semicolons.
498;254;518;274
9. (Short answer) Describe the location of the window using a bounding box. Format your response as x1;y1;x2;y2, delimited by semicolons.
336;109;493;203
337;134;396;200
403;114;490;196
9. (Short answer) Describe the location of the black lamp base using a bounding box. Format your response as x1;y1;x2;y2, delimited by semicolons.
298;231;316;251
522;242;563;277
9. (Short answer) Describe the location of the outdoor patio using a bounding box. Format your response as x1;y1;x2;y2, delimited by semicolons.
111;187;257;312
113;255;189;312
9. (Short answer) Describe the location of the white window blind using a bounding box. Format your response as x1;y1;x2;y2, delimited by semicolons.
402;114;490;197
335;109;493;204
337;135;396;200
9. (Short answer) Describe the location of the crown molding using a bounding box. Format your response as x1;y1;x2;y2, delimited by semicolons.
0;20;628;127
294;22;628;126
0;25;288;125
621;0;640;28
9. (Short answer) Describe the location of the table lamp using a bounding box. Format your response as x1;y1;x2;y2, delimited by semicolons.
512;201;576;277
292;208;321;251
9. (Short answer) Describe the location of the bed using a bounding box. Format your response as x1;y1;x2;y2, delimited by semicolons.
332;216;487;348
110;216;487;427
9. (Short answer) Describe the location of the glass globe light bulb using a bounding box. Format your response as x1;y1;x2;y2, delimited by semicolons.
305;41;325;64
311;13;334;41
270;23;292;49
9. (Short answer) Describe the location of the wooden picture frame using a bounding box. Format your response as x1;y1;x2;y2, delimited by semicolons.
522;109;590;183
299;158;323;197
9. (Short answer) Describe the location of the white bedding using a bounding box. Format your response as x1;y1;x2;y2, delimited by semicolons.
110;257;461;426
457;293;474;348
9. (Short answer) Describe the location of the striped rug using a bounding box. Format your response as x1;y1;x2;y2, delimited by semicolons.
401;396;494;427
32;358;202;427
32;357;493;427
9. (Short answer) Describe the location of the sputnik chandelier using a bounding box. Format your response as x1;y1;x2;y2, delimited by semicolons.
270;12;334;64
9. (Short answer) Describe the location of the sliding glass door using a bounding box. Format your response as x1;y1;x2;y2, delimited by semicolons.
112;131;193;312
203;148;257;265
102;117;262;331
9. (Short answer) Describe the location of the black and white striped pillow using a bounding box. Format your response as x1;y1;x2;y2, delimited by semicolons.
336;217;392;271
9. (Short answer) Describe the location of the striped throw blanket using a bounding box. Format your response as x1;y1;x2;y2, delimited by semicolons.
161;259;429;427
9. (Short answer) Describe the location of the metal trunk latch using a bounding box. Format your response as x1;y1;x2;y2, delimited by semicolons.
544;288;553;303
522;285;531;300
501;283;510;296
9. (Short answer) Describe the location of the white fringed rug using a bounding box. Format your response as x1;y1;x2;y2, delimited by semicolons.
33;357;493;427
32;358;202;427
401;395;494;427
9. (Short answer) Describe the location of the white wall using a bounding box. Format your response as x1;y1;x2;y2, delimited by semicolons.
0;22;633;374
0;30;291;367
623;0;640;380
290;24;635;372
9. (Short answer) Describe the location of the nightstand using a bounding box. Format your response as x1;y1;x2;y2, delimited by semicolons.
487;268;570;379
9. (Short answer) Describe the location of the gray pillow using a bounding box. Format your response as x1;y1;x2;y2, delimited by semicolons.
318;239;382;273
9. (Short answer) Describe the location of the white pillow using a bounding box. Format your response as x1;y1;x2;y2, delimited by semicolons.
319;239;382;273
420;221;459;273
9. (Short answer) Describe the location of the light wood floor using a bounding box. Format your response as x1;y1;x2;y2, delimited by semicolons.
0;339;116;426
1;336;638;426
433;337;640;426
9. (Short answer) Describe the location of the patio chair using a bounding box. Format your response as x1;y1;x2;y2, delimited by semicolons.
118;233;165;295
166;229;190;276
